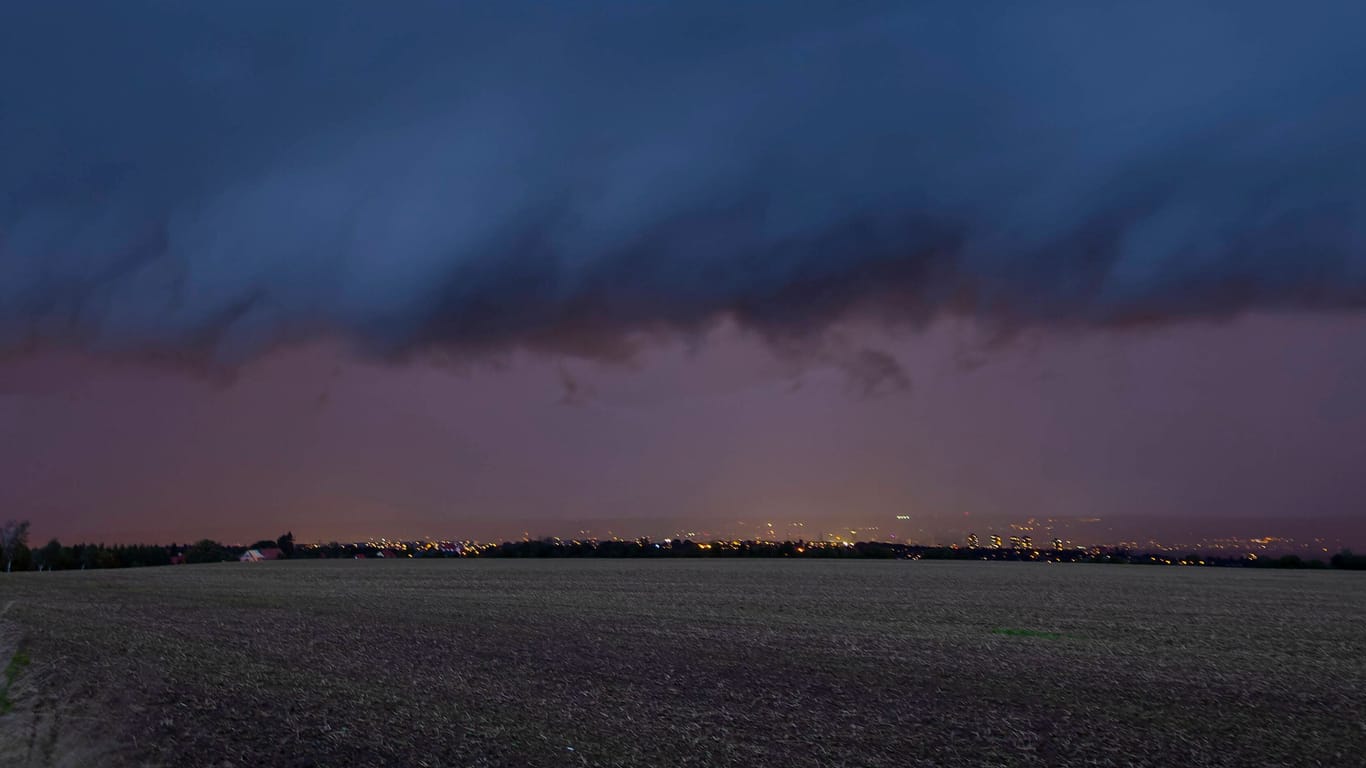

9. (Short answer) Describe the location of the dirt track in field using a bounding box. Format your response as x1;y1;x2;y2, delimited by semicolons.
1;560;1363;767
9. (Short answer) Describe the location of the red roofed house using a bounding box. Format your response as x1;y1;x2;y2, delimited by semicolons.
240;547;285;562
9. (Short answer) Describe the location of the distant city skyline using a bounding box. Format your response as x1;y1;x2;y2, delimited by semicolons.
25;506;1365;558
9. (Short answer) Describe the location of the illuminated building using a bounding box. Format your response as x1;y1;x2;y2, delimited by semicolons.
966;533;979;549
990;535;1002;549
1052;538;1063;551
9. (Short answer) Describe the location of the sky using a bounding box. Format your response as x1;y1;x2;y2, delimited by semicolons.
3;2;1366;543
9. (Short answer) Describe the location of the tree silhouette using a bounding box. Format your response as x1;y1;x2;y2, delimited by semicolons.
1;520;30;573
276;531;295;558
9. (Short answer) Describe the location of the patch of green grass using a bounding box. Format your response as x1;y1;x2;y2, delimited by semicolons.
991;627;1062;639
5;649;29;684
0;649;30;714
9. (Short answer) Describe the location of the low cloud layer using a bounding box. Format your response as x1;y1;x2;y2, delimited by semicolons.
3;1;1366;365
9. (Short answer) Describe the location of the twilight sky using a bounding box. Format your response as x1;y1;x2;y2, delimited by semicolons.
3;3;1366;542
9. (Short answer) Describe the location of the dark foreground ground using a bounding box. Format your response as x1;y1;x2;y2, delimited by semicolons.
1;560;1363;767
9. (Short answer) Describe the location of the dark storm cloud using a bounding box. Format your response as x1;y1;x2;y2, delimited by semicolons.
3;1;1366;364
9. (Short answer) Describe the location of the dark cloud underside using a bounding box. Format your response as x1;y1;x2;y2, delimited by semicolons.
3;1;1366;363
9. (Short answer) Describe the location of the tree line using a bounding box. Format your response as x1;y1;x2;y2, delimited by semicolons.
3;523;300;571
3;519;1365;571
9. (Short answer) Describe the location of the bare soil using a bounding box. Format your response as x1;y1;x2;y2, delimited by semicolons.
1;560;1362;767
